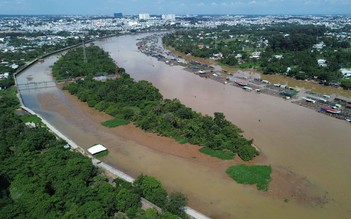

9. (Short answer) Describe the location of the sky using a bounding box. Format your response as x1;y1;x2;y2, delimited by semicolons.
0;0;350;15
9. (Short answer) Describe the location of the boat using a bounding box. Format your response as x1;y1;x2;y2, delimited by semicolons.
235;80;248;86
318;98;327;103
302;97;316;103
243;86;253;91
320;106;341;114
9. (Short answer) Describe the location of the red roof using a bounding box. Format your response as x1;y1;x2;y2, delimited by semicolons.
235;80;248;86
321;106;341;114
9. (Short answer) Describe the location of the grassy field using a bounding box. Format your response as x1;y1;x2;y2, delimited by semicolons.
226;164;272;190
199;147;234;160
20;114;43;125
101;118;129;127
95;150;109;159
175;136;188;144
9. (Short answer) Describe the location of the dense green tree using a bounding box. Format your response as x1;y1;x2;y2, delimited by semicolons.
340;78;351;89
166;192;188;218
52;45;116;80
220;55;238;66
163;24;349;84
115;188;141;212
142;208;160;219
134;175;167;208
0;89;143;219
237;144;259;161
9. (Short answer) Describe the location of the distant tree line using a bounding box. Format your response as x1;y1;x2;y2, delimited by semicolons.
0;88;187;218
59;47;258;161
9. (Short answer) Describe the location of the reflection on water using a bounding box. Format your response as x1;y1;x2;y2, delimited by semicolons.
17;34;351;219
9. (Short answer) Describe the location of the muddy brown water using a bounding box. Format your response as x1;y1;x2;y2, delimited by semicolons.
17;34;351;219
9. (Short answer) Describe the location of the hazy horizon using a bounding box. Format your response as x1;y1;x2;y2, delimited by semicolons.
0;0;350;16
0;13;351;17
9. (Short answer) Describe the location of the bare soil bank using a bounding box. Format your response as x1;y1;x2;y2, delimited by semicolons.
38;90;327;208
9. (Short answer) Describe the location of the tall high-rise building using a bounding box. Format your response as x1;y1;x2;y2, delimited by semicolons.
138;13;150;20
162;14;176;21
114;13;123;18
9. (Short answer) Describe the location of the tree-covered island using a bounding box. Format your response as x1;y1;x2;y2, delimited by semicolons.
55;45;259;162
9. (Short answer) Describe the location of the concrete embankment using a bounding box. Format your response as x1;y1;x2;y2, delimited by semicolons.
12;33;211;219
20;106;210;219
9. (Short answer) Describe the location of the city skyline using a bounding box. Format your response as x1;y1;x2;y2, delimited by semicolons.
0;0;350;16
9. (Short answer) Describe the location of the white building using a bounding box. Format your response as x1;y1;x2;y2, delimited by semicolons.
317;59;327;67
0;72;9;80
251;51;261;59
313;42;325;50
88;144;107;155
139;13;150;20
162;14;176;21
340;68;351;77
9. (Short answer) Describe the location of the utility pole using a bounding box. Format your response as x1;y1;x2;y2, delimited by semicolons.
82;40;87;64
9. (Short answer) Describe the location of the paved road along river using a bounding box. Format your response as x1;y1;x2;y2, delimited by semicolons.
17;33;351;219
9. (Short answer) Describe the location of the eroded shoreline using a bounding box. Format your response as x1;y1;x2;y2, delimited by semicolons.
38;90;328;208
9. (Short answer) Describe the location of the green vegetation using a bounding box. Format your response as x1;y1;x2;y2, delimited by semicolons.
20;114;43;126
95;150;109;159
134;175;188;218
199;147;234;160
0;85;186;219
340;78;351;89
0;88;19;111
134;175;168;208
101;118;130;127
52;45;116;80
175;136;188;144
60;46;258;161
226;164;272;191
0;31;85;89
163;24;351;85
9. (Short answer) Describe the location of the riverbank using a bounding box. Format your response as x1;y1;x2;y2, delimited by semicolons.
160;40;351;122
16;86;210;219
17;33;351;219
39;88;328;208
165;44;351;99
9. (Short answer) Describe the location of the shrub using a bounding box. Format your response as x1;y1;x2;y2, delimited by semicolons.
101;118;129;128
226;164;272;191
199;147;234;160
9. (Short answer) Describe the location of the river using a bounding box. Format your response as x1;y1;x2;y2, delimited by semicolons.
17;33;351;219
